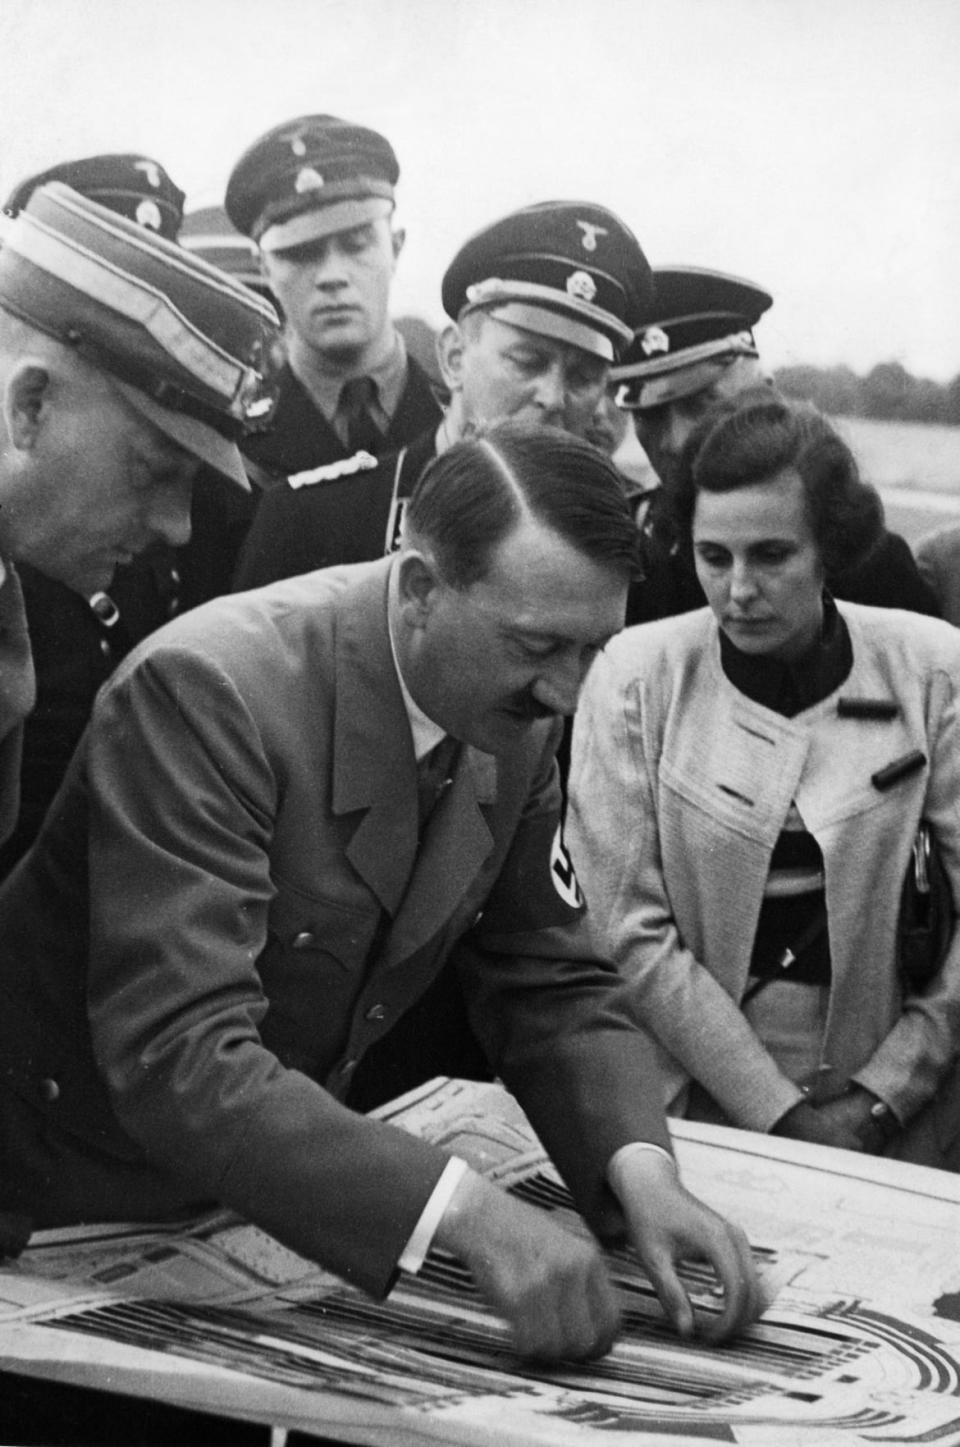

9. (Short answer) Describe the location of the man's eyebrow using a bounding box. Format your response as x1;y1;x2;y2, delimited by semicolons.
341;223;376;242
503;337;546;354
502;623;618;650
502;622;563;643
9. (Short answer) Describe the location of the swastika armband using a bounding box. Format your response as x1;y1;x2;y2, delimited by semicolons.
475;817;585;936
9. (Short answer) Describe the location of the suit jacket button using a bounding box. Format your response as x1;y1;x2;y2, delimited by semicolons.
40;1078;60;1103
291;930;315;949
365;1004;386;1021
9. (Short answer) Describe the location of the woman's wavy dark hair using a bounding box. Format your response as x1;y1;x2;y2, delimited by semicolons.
669;389;885;579
405;419;642;588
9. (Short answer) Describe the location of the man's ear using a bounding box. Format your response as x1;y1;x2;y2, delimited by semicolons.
4;362;51;450
391;226;406;262
396;549;441;628
436;323;467;393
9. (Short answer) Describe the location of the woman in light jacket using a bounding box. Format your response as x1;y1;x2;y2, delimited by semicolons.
567;392;960;1167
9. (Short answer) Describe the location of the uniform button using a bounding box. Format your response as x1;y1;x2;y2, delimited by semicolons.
291;931;315;949
365;1004;386;1021
99;638;112;658
340;1058;357;1076
89;592;120;626
40;1078;60;1103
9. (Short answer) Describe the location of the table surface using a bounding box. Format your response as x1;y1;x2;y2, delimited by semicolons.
2;1083;960;1447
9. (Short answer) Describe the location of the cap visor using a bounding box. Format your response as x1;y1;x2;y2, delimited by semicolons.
483;300;614;361
260;196;393;253
114;381;250;491
621;357;736;411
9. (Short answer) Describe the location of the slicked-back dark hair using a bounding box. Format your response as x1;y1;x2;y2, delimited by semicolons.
670;390;885;579
404;420;641;588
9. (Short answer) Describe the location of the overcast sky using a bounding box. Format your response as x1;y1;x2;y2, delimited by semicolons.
1;0;957;382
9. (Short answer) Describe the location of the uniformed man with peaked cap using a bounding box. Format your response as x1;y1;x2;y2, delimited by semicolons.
3;151;186;241
235;197;654;590
174;114;443;615
0;154;195;875
441;200;652;368
610;265;939;623
224;111;441;477
0;180;281;848
612;266;773;486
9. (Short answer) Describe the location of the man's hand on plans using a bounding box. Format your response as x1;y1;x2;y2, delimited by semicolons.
432;1151;768;1361
609;1147;768;1343
434;1169;621;1362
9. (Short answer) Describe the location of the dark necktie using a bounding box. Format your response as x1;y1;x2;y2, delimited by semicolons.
416;736;459;832
339;376;383;454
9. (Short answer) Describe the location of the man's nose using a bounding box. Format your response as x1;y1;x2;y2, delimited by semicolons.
660;407;694;459
311;245;348;287
532;651;589;717
532;362;567;416
148;477;194;548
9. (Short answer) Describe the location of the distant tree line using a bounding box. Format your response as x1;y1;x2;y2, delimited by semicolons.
774;361;960;427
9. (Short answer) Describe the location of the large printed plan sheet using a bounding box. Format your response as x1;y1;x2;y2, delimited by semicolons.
1;1076;960;1445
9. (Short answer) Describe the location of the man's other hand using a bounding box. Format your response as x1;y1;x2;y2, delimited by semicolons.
434;1169;621;1361
609;1147;768;1343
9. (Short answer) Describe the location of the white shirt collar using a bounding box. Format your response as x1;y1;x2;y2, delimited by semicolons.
387;603;446;761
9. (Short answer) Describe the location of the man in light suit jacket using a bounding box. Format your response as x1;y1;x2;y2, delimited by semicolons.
0;424;762;1361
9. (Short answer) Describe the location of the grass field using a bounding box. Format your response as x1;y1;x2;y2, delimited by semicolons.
833;416;960;546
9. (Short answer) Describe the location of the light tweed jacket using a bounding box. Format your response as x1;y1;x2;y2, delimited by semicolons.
567;603;960;1134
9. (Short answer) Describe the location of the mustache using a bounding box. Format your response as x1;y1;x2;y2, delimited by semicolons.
507;693;560;722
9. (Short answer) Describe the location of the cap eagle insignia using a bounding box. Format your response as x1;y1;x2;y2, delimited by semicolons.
133;160;162;190
576;220;608;252
278;125;310;157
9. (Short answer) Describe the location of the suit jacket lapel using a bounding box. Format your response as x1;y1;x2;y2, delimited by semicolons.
332;561;419;913
329;560;499;954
